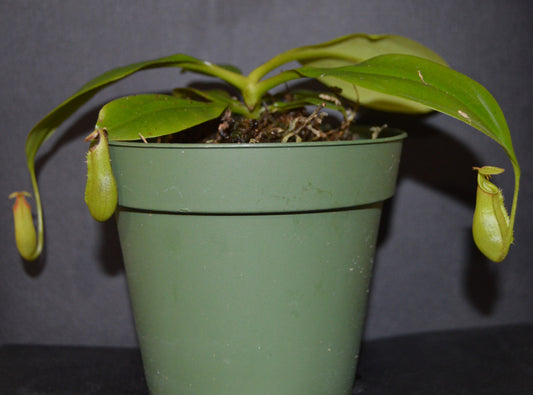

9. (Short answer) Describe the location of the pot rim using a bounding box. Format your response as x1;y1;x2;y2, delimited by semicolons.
109;127;407;150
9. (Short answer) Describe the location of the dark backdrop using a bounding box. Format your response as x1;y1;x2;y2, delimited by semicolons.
1;0;532;347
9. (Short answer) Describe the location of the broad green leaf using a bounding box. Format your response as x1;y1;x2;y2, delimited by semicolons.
25;53;202;164
295;34;448;113
297;54;516;162
96;94;226;140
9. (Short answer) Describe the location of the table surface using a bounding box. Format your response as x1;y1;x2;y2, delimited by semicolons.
1;324;532;394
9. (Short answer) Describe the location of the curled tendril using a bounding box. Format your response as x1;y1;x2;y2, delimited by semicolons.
472;166;512;262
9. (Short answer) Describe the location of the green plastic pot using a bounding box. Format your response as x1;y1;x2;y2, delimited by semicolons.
109;128;406;395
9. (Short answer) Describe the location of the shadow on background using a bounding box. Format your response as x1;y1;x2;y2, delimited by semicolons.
21;254;46;278
97;219;125;275
463;228;499;315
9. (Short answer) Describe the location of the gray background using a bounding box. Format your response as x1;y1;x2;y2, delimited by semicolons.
1;0;532;347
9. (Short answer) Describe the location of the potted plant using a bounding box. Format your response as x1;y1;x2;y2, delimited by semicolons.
10;34;520;394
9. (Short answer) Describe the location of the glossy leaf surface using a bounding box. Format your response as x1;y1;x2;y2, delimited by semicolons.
25;54;202;165
96;95;227;141
295;34;448;113
297;54;516;162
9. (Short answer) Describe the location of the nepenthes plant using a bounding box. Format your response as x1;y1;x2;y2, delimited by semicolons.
10;33;520;263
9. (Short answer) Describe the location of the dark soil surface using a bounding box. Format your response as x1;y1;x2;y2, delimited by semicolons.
168;107;360;144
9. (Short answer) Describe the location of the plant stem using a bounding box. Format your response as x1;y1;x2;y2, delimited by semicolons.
182;47;361;112
509;159;521;244
26;156;44;261
179;62;249;93
247;48;359;84
241;48;361;110
242;70;303;111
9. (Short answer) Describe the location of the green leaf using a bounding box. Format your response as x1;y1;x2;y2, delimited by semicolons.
25;53;202;164
96;94;226;140
295;34;448;113
297;54;516;161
